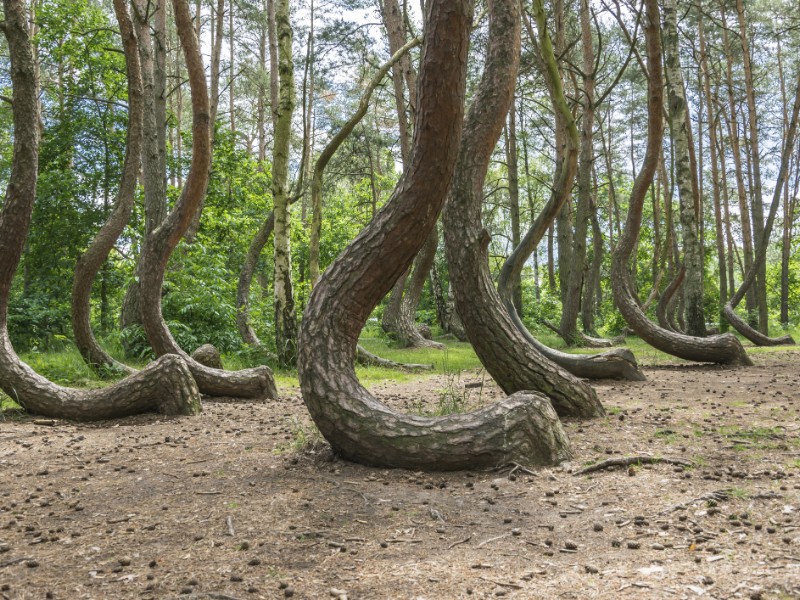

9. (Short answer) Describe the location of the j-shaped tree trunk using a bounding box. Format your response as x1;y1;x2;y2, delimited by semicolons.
0;0;201;421
298;0;572;471
71;0;141;376
724;66;800;347
236;211;275;346
610;0;751;367
495;0;643;382
137;0;277;400
393;228;445;349
443;0;603;417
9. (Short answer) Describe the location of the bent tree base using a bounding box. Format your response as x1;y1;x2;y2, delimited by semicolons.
0;342;201;421
298;0;572;470
0;0;201;423
609;0;752;368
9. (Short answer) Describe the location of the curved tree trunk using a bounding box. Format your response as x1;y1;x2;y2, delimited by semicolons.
610;0;752;367
656;265;684;333
71;0;142;376
394;228;445;349
495;2;643;382
236;211;275;346
723;66;800;347
137;0;277;400
443;0;604;417
0;0;201;421
298;0;572;471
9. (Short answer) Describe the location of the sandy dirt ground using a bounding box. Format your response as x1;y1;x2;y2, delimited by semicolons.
1;350;799;599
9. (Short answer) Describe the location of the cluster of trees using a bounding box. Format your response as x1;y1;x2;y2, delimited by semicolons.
0;0;798;468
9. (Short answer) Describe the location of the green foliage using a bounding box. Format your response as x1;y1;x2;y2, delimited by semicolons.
10;0;129;351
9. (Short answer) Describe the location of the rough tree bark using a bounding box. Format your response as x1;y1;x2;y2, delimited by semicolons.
0;0;201;421
298;0;573;470
377;0;440;349
71;0;142;375
443;0;605;415
723;66;800;347
610;0;752;367
136;0;277;399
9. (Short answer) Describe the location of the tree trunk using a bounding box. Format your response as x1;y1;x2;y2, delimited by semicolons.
778;38;791;329
559;0;593;346
721;5;757;324
663;0;705;337
735;0;768;335
0;0;201;421
136;0;278;399
610;0;751;367
444;0;604;416
71;0;142;375
395;228;445;349
236;212;275;346
699;11;728;332
581;188;603;335
505;104;522;315
298;0;572;470
228;0;235;133
121;0;169;337
723;66;800;346
272;0;298;368
495;3;642;381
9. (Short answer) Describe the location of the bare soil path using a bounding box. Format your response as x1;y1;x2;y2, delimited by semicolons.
1;350;799;599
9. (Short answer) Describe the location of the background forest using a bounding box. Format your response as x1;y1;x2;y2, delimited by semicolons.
1;0;799;377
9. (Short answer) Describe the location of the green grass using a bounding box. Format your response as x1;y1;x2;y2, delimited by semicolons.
0;390;22;417
272;416;324;454
5;323;800;403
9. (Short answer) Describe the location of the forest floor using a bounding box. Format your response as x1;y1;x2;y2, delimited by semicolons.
1;345;799;599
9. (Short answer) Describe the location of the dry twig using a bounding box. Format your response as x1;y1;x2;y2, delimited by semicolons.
574;456;692;475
